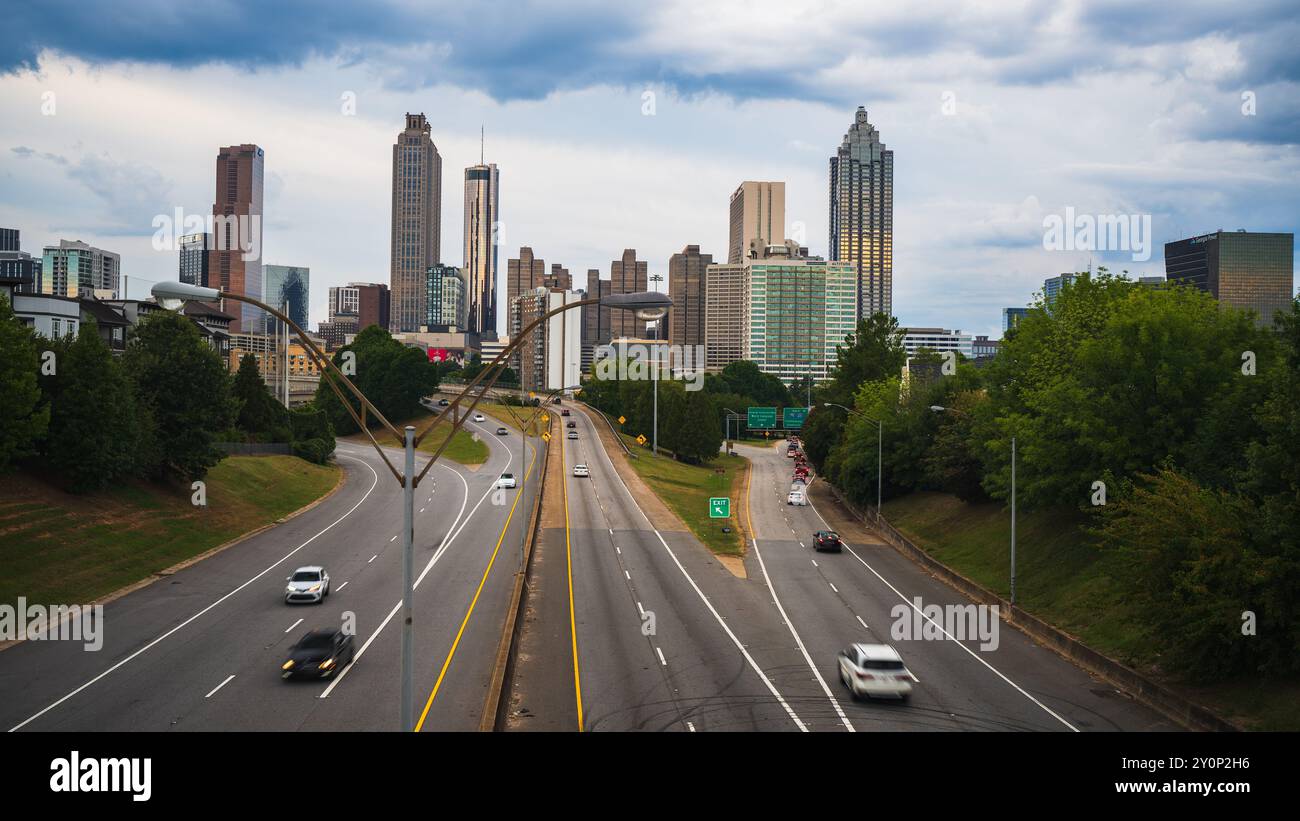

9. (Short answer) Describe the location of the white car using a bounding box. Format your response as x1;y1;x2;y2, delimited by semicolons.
788;488;807;505
837;643;914;701
567;430;578;439
573;463;590;478
496;473;517;489
285;566;330;604
473;413;486;423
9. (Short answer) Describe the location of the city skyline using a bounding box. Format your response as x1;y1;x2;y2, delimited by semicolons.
2;3;1297;340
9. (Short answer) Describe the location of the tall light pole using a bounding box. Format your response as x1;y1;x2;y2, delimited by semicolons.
931;404;1015;606
822;402;881;514
151;281;670;730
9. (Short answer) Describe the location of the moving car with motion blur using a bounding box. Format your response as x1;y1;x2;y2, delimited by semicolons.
282;628;355;679
496;426;509;435
837;643;914;701
573;463;590;478
496;473;517;489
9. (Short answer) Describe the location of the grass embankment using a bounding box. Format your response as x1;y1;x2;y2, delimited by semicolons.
342;412;489;466
881;491;1299;730
618;433;748;557
475;402;548;436
0;456;340;609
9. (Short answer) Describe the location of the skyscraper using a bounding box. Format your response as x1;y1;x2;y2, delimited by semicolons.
424;264;467;329
830;106;893;319
608;249;648;342
728;182;785;264
264;264;310;329
463;159;499;337
1043;272;1082;306
179;233;210;288
390;113;443;333
668;244;713;348
41;240;120;299
209;144;264;334
507;246;546;309
1165;230;1295;327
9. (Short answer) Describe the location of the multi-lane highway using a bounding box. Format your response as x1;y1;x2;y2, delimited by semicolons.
510;406;1178;732
0;413;541;732
0;400;1180;732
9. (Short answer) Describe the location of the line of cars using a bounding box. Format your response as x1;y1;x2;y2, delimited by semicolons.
782;438;916;702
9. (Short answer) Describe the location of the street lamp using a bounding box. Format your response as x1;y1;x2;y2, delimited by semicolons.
822;402;882;515
931;404;1016;606
722;406;742;453
151;279;668;729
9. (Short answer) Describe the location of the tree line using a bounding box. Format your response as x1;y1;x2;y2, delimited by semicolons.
800;273;1300;680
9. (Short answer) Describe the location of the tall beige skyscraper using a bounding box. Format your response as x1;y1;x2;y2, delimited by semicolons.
463;160;499;337
830;106;893;318
390;113;442;332
728;181;786;264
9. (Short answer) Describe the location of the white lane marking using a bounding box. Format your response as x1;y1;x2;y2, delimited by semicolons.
337;581;349;592
800;543;806;548
810;558;817;567
204;675;236;699
284;618;304;634
829;583;839;594
390;535;397;542
636;601;645;617
656;647;667;666
856;616;869;631
747;473;855;732
368;554;378;563
420;507;426;514
10;454;382;732
803;495;1080;732
624;570;631;580
686;721;696;732
587;414;807;732
615;547;621;555
321;430;527;699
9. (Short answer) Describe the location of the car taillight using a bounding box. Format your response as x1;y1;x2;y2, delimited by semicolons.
856;672;874;680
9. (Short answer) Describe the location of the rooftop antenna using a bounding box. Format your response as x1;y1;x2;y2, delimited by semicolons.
480;125;484;165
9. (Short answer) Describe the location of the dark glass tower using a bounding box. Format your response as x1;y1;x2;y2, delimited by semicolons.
830;107;894;319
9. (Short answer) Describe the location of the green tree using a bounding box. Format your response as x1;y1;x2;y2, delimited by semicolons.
0;294;49;470
124;310;234;482
314;325;440;435
825;312;906;405
674;386;724;463
232;353;289;440
44;321;144;492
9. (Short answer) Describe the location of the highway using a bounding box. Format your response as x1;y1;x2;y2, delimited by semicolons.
0;414;541;732
509;408;1177;732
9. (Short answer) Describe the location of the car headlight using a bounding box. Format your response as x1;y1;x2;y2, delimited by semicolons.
308;584;321;593
282;660;295;670
319;658;335;670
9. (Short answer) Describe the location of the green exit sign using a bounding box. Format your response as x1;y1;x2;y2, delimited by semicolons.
782;407;808;429
709;497;730;518
747;407;777;429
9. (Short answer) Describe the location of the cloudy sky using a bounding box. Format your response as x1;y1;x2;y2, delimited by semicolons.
2;0;1297;339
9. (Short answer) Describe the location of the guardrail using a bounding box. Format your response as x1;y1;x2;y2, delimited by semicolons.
822;485;1241;732
579;402;633;457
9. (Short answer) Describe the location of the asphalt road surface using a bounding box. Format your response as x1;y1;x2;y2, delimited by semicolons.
0;414;540;732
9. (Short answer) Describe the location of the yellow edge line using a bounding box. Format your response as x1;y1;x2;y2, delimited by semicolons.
413;444;539;732
563;430;584;731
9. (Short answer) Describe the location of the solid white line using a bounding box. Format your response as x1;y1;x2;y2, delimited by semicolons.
803;495;1079;732
656;647;667;666
321;429;526;699
747;465;855;732
337;581;349;591
204;675;236;699
588;414;808;732
9;454;382;732
284;618;304;634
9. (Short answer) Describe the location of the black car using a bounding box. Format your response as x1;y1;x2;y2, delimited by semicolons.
561;409;570;416
813;531;843;552
566;421;576;428
282;628;355;679
438;398;450;407
496;426;509;435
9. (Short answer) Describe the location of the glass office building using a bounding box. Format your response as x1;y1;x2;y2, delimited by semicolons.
830;107;893;319
263;264;310;330
424;264;466;329
1165;231;1294;327
745;254;857;384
